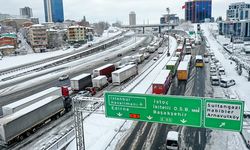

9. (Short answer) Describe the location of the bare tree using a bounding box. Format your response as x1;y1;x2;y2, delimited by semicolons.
93;21;110;35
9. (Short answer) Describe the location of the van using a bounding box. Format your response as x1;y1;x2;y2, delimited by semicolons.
220;78;236;88
211;76;220;86
166;131;179;150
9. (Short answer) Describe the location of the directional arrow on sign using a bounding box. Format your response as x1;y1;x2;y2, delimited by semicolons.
219;122;226;128
117;112;123;117
147;116;153;120
180;119;187;124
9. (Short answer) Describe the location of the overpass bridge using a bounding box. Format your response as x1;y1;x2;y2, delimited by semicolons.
121;23;179;34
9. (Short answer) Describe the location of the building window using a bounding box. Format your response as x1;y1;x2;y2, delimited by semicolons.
240;10;244;20
246;10;249;19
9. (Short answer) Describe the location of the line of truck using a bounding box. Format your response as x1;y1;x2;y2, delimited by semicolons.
150;35;195;95
0;37;160;146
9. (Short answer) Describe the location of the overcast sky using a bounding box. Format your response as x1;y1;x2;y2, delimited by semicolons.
0;0;246;24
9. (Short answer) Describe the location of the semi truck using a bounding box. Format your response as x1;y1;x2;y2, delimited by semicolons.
177;61;189;81
0;96;71;145
2;87;61;116
70;73;92;91
152;70;172;95
112;65;138;85
92;64;115;78
92;76;108;90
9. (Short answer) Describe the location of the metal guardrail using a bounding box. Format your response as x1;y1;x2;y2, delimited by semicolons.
45;129;75;150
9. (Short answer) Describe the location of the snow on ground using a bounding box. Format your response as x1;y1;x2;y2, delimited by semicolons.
202;23;250;111
66;114;133;150
0;29;122;71
66;37;178;150
205;130;248;150
0;37;146;96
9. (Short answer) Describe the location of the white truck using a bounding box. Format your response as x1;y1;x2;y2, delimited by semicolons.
2;87;61;116
112;65;138;85
92;76;108;90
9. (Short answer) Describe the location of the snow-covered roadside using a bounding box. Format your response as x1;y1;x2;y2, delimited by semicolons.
205;130;248;150
202;23;250;111
0;37;146;97
0;30;122;71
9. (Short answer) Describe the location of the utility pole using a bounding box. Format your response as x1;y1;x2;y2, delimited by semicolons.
166;7;170;56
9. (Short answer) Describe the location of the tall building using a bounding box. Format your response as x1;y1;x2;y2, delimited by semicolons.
28;24;47;52
67;26;85;44
226;2;250;21
44;0;64;23
184;0;212;23
129;11;136;25
20;7;33;18
218;2;250;41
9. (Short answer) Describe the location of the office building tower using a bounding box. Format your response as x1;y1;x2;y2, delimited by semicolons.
20;7;33;18
184;0;212;23
44;0;64;23
129;11;136;25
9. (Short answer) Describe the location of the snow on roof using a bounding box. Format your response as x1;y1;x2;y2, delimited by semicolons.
2;87;60;109
171;57;179;61
153;70;171;84
0;45;14;49
71;73;91;80
178;61;189;71
167;131;178;141
93;75;106;80
112;65;136;74
167;60;178;66
0;96;60;125
94;64;114;71
195;55;203;60
32;24;44;27
183;55;192;62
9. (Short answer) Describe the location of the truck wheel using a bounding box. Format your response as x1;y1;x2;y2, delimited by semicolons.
26;131;31;137
19;135;24;141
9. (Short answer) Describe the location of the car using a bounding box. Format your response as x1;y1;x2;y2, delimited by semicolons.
77;90;92;97
220;78;236;88
117;53;122;57
131;47;136;51
211;76;220;86
153;57;158;61
58;74;69;81
218;67;226;75
104;57;110;61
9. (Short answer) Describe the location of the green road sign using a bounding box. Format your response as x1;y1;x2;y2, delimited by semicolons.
105;92;203;127
204;98;244;132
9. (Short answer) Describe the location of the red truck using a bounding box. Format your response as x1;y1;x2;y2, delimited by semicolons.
93;64;115;81
152;70;172;95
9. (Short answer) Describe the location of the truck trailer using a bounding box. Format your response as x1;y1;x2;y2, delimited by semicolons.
92;64;115;78
0;96;66;145
112;65;138;85
70;73;92;91
2;87;61;116
177;61;189;81
92;76;108;90
152;70;172;94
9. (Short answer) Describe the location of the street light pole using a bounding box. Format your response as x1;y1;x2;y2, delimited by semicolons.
166;7;170;56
